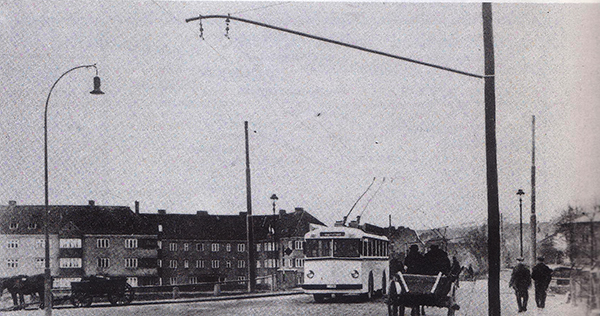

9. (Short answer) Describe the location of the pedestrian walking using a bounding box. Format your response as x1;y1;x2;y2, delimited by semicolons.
509;257;531;313
531;257;553;308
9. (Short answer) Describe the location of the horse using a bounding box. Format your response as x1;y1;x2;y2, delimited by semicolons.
0;274;47;309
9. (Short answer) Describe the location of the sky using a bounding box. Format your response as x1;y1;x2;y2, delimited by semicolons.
0;1;598;230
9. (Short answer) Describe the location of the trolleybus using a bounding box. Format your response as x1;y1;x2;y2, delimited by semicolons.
302;224;389;302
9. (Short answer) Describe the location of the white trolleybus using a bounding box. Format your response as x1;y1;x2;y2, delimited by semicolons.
302;224;389;302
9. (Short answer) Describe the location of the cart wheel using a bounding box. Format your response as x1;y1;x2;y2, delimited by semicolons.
387;282;398;316
71;293;92;307
109;284;134;306
313;294;326;303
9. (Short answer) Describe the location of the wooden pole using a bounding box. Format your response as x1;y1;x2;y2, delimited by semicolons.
245;121;256;292
531;115;537;266
482;3;501;316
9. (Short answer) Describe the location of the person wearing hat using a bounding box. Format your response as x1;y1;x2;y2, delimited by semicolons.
404;245;425;274
509;257;531;312
531;257;553;308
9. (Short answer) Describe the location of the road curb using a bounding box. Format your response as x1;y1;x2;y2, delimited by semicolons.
129;290;305;306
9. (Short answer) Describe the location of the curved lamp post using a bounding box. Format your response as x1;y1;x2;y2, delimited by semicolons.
44;64;104;315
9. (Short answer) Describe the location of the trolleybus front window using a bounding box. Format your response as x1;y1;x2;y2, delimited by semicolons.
333;239;361;257
305;239;333;257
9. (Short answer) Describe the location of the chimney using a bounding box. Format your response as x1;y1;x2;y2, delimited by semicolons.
88;200;95;206
279;209;286;218
8;200;16;206
196;210;209;216
158;209;166;215
135;201;140;214
294;207;304;213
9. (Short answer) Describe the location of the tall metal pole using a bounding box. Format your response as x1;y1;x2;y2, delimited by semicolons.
530;115;537;266
482;3;500;316
44;64;102;316
245;121;256;292
517;189;525;258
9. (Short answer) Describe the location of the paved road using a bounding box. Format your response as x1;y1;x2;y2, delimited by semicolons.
4;279;581;315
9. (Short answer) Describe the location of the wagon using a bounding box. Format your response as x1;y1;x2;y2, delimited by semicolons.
387;272;460;316
70;275;134;307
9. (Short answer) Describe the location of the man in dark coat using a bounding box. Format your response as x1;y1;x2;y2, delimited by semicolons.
509;257;531;312
404;245;424;274
424;244;451;275
531;257;553;308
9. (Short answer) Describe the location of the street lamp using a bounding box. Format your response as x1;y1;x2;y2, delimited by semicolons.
43;64;104;315
517;189;525;258
270;194;279;215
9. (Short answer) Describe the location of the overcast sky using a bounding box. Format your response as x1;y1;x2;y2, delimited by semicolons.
1;1;598;230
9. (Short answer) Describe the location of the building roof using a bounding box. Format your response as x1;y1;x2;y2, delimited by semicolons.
140;207;326;241
0;201;154;236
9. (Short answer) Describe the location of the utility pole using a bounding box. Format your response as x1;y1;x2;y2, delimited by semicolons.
245;121;256;292
531;115;537;267
482;3;500;315
517;189;525;257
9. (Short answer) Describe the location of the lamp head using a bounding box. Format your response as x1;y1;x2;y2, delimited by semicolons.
90;76;105;95
270;194;279;201
516;189;525;196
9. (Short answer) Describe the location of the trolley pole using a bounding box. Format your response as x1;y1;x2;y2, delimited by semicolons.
245;121;256;292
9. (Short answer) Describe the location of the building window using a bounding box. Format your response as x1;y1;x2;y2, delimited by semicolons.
125;239;138;249
196;243;204;251
211;260;219;269
184;243;189;251
294;240;303;250
237;243;245;252
127;277;138;287
256;260;261;268
36;258;45;268
256;243;261;252
28;222;38;230
97;258;110;268
7;240;18;249
184;260;189;268
157;241;162;249
211;243;219;252
60;238;82;248
238;260;246;268
59;258;82;268
158;224;163;232
189;276;198;284
125;258;138;268
97;239;110;248
169;243;177;251
226;243;231;252
36;239;45;248
9;222;18;230
7;259;18;268
196;260;205;268
169;260;177;269
170;277;177;285
157;259;162;268
225;260;232;268
295;258;304;267
285;258;292;267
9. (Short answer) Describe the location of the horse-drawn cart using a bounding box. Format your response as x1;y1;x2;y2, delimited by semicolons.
70;275;134;307
387;272;460;316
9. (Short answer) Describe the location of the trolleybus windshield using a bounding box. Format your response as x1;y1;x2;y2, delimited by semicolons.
305;238;361;258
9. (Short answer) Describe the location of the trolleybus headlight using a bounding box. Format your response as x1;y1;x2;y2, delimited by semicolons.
307;270;315;279
351;270;360;278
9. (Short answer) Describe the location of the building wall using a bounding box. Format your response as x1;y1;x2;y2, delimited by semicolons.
83;235;158;286
0;234;59;278
159;239;249;286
